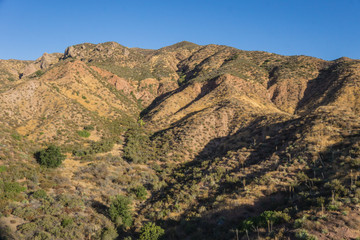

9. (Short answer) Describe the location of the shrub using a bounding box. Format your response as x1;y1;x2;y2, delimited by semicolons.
101;227;118;240
294;218;305;228
259;211;290;231
89;140;114;153
83;125;95;131
35;145;65;168
239;218;255;233
325;179;348;196
139;222;165;240
61;217;73;228
77;130;91;138
0;181;26;200
32;189;47;199
72;140;115;157
131;185;147;200
239;210;291;235
123;127;155;163
295;229;318;240
0;166;6;173
35;70;44;77
11;133;22;141
109;195;132;228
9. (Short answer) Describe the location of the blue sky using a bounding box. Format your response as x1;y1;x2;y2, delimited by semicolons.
0;0;359;60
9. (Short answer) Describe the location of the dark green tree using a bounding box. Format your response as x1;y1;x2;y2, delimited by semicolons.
35;145;65;168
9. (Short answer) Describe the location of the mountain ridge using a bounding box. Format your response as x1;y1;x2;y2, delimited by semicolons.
0;41;359;240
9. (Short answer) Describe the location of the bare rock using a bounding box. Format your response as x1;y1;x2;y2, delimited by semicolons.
40;52;61;69
64;46;76;58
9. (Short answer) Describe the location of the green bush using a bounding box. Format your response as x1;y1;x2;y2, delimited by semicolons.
324;179;348;196
239;210;291;234
131;185;147;200
61;217;73;228
101;227;118;240
11;133;22;141
35;145;66;168
0;181;26;200
123;127;155;163
295;229;318;240
89;140;114;153
72;139;115;157
139;222;165;240
32;189;47;199
77;130;91;138
0;166;6;173
109;195;132;228
35;70;44;77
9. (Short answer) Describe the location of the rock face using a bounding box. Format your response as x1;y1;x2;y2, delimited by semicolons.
40;52;61;69
20;52;62;77
21;63;38;77
64;46;76;58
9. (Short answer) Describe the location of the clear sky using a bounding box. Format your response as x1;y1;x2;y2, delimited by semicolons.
0;0;359;60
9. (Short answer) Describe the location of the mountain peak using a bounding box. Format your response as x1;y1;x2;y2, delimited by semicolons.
161;41;199;51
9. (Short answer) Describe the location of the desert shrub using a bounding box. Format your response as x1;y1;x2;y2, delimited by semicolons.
0;224;14;239
294;215;308;229
239;210;291;234
324;179;348;196
327;201;342;211
77;130;91;138
83;125;95;131
35;145;65;168
130;185;147;200
35;70;44;77
73;140;115;157
11;133;22;141
109;195;132;228
32;189;47;199
0;181;26;201
123;127;155;163
17;222;37;233
89;140;114;153
260;210;291;226
295;229;318;240
177;74;187;86
101;227;118;240
349;157;360;167
139;222;165;240
239;218;255;233
61;217;73;228
58;194;84;208
0;166;6;173
72;148;89;157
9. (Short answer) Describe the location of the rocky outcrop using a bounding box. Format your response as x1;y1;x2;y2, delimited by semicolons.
20;52;62;78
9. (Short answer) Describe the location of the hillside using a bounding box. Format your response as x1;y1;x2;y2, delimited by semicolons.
0;41;359;240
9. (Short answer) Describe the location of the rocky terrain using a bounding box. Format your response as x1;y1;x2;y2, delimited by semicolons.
0;41;359;240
